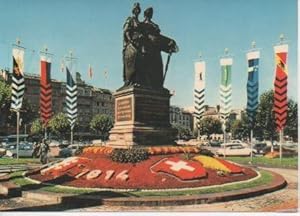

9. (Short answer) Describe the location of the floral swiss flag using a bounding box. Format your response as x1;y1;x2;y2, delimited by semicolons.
151;157;207;181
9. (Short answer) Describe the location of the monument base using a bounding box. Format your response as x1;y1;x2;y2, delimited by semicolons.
106;86;176;149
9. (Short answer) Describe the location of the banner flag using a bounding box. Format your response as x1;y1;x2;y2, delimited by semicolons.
66;67;78;129
273;44;288;131
0;69;8;81
88;64;93;78
11;48;25;111
246;51;260;127
219;58;233;121
194;61;205;128
40;56;52;126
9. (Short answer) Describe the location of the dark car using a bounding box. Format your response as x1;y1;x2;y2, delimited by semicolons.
262;145;297;157
253;143;267;154
209;140;222;148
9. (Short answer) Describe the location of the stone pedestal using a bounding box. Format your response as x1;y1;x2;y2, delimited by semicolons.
107;86;176;148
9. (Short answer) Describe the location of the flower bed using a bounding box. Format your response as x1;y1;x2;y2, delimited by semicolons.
81;146;200;157
147;146;200;155
28;153;257;190
193;155;244;174
82;146;113;155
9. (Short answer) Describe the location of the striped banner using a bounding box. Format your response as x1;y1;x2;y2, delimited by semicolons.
246;51;260;127
40;56;52;125
66;67;78;129
194;61;205;128
11;48;25;111
273;44;288;131
0;69;9;81
219;58;233;121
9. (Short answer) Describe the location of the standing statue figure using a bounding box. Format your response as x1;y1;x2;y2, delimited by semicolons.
122;2;144;87
122;3;178;90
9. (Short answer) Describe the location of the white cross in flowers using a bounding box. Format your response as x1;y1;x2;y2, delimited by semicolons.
165;160;195;172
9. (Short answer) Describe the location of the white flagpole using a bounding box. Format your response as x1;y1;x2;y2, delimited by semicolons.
16;111;20;160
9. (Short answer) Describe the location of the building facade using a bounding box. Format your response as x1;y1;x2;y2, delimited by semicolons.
0;72;114;136
169;105;194;131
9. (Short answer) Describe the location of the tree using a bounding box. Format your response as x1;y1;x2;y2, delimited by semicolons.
0;80;36;134
7;98;36;127
231;113;251;140
30;119;44;136
0;80;11;131
198;117;222;140
48;113;70;139
255;90;277;142
255;90;298;142
90;114;113;140
171;123;192;139
284;99;298;141
0;80;11;109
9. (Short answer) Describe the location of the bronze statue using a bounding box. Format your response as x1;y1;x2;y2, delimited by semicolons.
122;3;178;90
122;2;143;86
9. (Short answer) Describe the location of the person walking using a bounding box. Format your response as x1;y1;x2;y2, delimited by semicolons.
39;139;49;164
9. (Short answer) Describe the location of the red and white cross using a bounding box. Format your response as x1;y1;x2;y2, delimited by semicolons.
165;160;195;172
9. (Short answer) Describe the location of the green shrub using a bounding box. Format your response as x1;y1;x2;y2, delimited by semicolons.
110;148;149;163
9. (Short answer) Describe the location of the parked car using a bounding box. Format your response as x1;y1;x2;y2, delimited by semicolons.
5;143;34;158
262;145;297;157
208;140;223;148
0;148;6;157
59;144;83;157
49;140;60;147
253;143;267;154
217;144;255;157
221;141;249;148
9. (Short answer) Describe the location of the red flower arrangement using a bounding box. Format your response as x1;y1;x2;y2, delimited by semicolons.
30;154;257;190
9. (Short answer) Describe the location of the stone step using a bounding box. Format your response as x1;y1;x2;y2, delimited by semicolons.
22;190;68;203
0;181;21;198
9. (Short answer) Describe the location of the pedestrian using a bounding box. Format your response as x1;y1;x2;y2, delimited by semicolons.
32;141;40;158
39;138;49;164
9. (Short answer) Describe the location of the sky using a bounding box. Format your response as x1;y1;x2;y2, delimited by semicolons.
0;0;297;109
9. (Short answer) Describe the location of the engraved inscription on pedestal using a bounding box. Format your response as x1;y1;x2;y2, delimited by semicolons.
135;97;169;126
116;97;133;122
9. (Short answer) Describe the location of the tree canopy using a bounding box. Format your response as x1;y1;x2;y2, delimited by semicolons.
90;114;113;140
198;117;222;139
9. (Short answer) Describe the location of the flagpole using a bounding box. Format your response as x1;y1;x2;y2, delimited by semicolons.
16;110;20;160
44;127;47;140
71;127;74;146
222;121;226;158
279;129;283;163
65;50;77;146
250;129;253;163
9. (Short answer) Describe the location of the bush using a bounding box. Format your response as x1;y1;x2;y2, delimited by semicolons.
110;148;149;163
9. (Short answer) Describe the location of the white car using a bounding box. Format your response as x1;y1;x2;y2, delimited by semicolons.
217;144;255;157
221;141;249;148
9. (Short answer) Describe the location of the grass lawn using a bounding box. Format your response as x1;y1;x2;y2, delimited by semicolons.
10;170;273;197
225;156;298;169
0;158;40;165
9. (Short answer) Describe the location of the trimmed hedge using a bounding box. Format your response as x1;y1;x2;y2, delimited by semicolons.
110;148;149;163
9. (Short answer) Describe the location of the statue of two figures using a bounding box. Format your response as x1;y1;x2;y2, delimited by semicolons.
122;2;178;90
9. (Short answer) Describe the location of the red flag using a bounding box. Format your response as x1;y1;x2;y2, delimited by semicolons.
273;44;288;131
40;56;52;126
88;64;93;78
